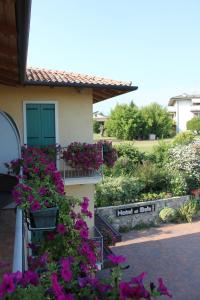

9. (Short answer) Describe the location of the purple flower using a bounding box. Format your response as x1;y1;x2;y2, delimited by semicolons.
107;254;126;265
74;219;87;230
38;187;48;196
80;227;89;239
61;258;72;282
27;194;35;203
51;273;63;297
30;201;41;212
157;278;172;298
57;223;66;235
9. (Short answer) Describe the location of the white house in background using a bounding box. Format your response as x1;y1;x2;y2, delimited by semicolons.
168;93;200;132
93;111;109;124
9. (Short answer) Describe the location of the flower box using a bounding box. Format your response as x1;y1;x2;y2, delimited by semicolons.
30;207;58;230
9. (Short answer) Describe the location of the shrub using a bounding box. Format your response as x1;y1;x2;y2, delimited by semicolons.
138;192;172;202
95;176;145;207
159;207;177;223
169;171;188;196
172;131;195;146
103;156;137;177
149;140;171;167
167;138;200;190
178;198;199;222
114;143;145;163
93;120;101;133
187;116;200;132
134;162;169;192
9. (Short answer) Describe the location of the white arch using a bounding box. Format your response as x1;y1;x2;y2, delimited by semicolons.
0;111;21;173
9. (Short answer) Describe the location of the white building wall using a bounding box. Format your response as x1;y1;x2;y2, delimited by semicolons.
176;100;193;132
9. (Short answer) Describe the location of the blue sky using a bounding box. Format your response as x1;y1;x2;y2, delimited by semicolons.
28;0;200;114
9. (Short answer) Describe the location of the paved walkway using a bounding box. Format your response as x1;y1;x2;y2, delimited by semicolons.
111;221;200;300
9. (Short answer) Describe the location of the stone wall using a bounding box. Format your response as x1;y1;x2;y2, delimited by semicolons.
96;196;190;231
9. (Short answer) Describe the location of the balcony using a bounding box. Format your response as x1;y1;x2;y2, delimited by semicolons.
59;145;103;186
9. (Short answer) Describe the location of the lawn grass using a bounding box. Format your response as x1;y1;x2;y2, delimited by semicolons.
93;133;173;153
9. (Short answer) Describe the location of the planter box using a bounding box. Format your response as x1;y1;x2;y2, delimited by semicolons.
30;207;58;230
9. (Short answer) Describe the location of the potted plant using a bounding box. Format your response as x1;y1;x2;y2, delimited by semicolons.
62;142;103;173
12;175;62;229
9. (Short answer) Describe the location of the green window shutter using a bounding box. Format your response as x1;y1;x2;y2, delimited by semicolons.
26;103;56;148
41;104;56;146
26;104;41;147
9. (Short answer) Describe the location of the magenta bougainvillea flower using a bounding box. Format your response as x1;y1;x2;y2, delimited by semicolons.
57;223;66;235
157;278;172;298
107;254;126;264
61;258;72;282
30;201;41;212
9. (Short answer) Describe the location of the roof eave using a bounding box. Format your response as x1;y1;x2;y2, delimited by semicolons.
16;0;32;83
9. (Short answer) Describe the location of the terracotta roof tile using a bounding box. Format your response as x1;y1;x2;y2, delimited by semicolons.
25;67;137;103
26;67;132;87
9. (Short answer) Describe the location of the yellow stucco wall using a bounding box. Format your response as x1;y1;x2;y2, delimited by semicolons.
0;84;95;227
0;84;93;145
65;185;95;227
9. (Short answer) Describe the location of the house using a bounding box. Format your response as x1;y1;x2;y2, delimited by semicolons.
168;93;200;132
0;0;137;274
93;111;109;124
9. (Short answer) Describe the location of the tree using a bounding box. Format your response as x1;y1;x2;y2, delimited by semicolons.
93;120;101;133
105;102;144;140
187;117;200;133
140;103;173;139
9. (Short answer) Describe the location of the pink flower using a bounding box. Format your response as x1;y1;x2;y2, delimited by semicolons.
80;227;89;239
61;258;72;282
57;223;66;235
74;219;87;230
30;201;41;212
0;273;15;295
27;194;35;203
107;254;126;265
51;273;63;297
157;278;172;298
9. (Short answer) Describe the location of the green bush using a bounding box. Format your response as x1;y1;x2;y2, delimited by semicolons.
159;207;177;223
95;176;145;207
115;143;145;163
172;131;195;146
169;171;188;196
187;117;200;132
178;198;199;223
138;192;171;202
93;120;101;134
134;162;169;192
149;140;171;167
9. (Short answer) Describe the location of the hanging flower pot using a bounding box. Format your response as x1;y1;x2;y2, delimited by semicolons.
30;207;58;229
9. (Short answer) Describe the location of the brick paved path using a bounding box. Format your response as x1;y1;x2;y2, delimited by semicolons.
111;221;200;300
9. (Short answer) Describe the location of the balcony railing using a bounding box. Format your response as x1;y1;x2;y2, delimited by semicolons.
12;208;29;272
58;146;103;186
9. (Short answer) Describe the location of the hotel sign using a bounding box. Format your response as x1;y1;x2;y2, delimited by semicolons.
116;204;155;217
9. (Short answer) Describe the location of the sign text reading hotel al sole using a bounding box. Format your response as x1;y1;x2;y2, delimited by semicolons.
116;204;156;217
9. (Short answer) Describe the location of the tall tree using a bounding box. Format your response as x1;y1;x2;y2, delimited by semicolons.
105;103;144;140
141;103;173;138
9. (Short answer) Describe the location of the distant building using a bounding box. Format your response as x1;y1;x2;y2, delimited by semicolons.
93;112;109;124
168;93;200;132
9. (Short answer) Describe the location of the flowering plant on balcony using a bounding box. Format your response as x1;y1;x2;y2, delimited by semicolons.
98;140;118;168
63;142;103;171
12;176;64;212
0;195;172;300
